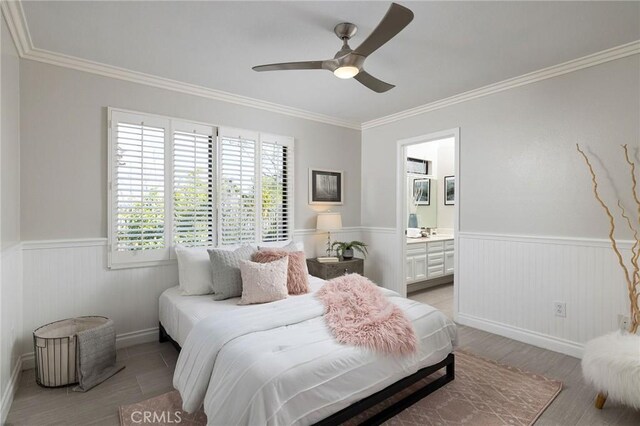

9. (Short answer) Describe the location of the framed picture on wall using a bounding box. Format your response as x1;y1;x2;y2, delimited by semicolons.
444;176;455;205
309;169;343;205
413;178;430;206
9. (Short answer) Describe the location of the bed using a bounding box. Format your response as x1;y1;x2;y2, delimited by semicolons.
160;275;457;425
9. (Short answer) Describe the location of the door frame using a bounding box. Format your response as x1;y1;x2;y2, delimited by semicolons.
395;128;460;320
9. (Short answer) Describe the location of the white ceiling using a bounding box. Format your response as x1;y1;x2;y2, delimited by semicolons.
21;1;640;123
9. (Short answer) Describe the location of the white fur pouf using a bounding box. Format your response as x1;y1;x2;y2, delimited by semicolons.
581;331;640;409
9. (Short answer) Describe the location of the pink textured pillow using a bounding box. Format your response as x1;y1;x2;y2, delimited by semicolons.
252;250;310;295
238;258;288;305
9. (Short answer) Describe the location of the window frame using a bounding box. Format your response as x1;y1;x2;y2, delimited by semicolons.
107;107;295;269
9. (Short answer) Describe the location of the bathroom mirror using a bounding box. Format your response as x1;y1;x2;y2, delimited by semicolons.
407;174;437;229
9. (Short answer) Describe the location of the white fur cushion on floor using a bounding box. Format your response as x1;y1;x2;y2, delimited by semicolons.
581;331;640;409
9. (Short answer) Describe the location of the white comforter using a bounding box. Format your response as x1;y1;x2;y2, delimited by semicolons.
173;286;456;426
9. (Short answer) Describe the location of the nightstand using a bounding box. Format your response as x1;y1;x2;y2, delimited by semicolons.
306;258;364;280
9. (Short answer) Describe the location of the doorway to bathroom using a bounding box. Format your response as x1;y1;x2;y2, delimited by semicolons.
396;129;459;320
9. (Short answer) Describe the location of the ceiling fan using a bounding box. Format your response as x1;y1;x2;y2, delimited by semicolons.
252;3;414;93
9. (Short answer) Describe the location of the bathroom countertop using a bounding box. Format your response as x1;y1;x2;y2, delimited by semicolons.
406;235;454;244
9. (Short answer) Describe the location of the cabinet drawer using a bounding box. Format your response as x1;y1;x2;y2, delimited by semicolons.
427;252;444;265
324;264;362;279
406;244;427;255
427;241;444;252
444;239;454;250
428;265;444;278
307;259;364;280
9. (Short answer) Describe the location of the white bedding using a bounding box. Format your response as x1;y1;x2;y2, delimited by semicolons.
166;276;457;426
159;276;326;346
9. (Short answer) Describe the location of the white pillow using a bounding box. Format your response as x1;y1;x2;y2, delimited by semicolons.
238;257;289;305
175;246;214;295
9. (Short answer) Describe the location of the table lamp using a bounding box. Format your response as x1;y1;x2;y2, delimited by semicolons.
316;212;342;259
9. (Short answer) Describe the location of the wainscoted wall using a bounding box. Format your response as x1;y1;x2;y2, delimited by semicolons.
361;227;399;294
21;239;178;365
356;228;632;358
0;244;23;419
18;229;630;367
18;228;364;368
457;232;631;358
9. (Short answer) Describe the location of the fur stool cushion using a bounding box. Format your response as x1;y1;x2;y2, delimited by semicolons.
581;331;640;409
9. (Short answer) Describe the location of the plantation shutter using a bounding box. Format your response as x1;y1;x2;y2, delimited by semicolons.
218;128;259;246
260;134;294;242
109;111;171;267
172;121;216;247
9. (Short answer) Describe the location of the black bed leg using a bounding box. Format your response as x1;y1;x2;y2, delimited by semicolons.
159;323;168;343
446;353;455;380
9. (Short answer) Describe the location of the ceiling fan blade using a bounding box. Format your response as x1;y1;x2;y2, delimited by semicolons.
354;3;414;57
253;60;330;72
354;71;395;93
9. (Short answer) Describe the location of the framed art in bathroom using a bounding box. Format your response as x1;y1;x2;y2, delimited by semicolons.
444;175;455;205
413;178;430;206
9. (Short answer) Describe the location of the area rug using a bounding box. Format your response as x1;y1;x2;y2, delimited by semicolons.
119;350;562;426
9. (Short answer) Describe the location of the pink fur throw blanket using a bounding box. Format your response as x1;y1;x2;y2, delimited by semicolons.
316;274;417;355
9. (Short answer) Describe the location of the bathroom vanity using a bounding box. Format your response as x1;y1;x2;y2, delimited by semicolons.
406;235;454;289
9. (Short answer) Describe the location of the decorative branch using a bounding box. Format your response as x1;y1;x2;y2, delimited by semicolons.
618;201;640;327
618;200;639;278
577;144;639;333
621;145;640;333
622;144;640;226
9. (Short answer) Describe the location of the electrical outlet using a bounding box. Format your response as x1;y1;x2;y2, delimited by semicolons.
618;314;630;331
554;302;566;318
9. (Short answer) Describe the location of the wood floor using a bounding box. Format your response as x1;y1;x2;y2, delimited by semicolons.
7;283;640;425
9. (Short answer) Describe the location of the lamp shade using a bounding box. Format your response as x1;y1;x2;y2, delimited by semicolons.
316;212;342;231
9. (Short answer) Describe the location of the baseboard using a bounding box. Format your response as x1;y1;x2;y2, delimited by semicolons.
1;357;23;423
407;276;453;293
21;327;159;370
114;327;159;349
456;313;584;359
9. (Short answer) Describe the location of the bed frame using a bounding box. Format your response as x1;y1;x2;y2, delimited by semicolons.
159;322;455;426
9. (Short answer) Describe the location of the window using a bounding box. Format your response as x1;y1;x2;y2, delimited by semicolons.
173;122;215;247
261;134;292;243
108;109;294;268
218;128;258;246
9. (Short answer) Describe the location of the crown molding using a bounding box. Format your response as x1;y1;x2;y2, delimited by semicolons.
22;47;361;130
1;0;32;56
361;40;640;130
1;2;360;131
3;0;639;132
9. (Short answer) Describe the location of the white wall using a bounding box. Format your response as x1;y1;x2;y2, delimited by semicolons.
0;12;22;421
361;55;640;355
20;60;362;240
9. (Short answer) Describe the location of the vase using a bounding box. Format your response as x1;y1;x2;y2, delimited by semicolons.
342;249;354;260
408;213;418;228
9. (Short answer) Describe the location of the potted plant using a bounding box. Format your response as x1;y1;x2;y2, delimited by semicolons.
331;241;368;260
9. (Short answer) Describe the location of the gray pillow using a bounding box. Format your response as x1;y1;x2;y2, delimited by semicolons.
208;245;256;300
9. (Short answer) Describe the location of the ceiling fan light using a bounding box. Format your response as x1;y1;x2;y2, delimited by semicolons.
333;66;359;79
